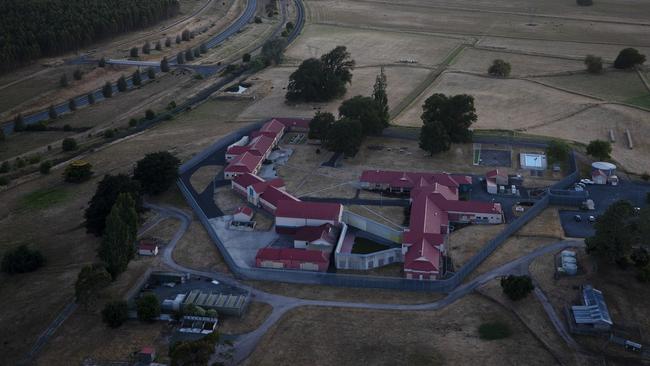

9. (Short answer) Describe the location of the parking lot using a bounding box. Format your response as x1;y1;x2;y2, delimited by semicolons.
560;180;649;238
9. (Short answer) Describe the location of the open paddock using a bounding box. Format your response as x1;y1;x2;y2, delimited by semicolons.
239;65;432;121
243;296;556;366
285;24;464;67
450;48;585;77
393;72;595;130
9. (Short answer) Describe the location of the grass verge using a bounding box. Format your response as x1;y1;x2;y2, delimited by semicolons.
478;321;512;340
21;187;70;210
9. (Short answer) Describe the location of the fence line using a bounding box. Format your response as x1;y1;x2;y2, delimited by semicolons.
176;129;580;292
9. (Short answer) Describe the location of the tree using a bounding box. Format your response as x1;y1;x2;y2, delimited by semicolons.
39;161;52;174
13;114;25;132
586;139;612;160
63;160;93;183
59;73;68;87
102;81;113;98
584;55;603;74
286;47;355;103
176;34;182;44
133;151;181;195
339;95;386;135
170;332;221;366
500;275;534;301
586;200;636;263
185;49;194;61
546;140;571;164
199;43;208;54
99;197;136;279
323;118;363;156
161;57;170;72
130;47;139;58
137;293;161;321
67;98;76;111
85;174;142;236
308;111;335;140
155;40;162;51
47;104;57;119
421;93;476;144
98;57;106;68
74;263;111;308
1;245;45;274
62;137;78;151
193;48;201;58
614;48;646;69
631;247;649;268
73;68;83;80
242;53;251;63
147;67;156;80
419;119;451;156
117;75;127;92
145;109;156;120
87;92;96;105
176;52;185;64
0;161;10;173
488;59;511;77
102;300;129;328
165;37;172;47
182;29;191;41
372;67;389;126
132;69;142;86
261;38;287;66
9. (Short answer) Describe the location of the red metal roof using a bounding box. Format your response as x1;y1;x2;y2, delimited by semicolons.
138;243;158;251
360;170;472;189
256;247;329;263
275;201;343;221
260;186;299;207
140;346;156;355
486;169;506;179
251;178;285;194
225;152;262;173
272;117;310;130
233;173;265;188
260;119;285;135
404;239;441;273
294;224;336;244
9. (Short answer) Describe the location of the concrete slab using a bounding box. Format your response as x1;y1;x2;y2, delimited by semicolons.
209;216;278;268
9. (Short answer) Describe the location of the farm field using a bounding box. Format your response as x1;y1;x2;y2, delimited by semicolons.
243;296;557;366
533;71;649;103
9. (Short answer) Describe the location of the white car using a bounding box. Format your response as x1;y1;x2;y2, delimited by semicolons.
580;179;594;185
211;280;220;285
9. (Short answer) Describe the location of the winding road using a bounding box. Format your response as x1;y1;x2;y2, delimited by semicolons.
144;202;585;365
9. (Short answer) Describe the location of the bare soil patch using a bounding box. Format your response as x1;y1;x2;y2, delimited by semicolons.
244;295;556;366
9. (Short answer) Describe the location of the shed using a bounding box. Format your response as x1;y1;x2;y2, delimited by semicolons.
233;206;254;222
138;241;159;256
137;346;156;364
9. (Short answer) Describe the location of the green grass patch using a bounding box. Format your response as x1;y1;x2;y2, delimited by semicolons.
352;237;389;254
478;321;512;340
623;94;650;109
21;187;71;210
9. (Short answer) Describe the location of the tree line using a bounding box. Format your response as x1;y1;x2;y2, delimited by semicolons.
0;0;180;73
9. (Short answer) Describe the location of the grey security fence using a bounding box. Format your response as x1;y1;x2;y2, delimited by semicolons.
176;125;579;293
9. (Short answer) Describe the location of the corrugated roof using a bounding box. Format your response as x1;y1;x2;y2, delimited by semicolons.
275;200;343;221
260;186;299;207
225;152;262;173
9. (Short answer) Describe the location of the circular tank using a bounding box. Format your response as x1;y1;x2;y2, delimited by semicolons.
592;162;617;176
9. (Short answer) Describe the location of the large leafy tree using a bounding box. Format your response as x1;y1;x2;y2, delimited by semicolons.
323;118;363;156
102;300;129;328
338;95;386;136
1;245;45;274
419;120;451;156
308;111;335;140
586;200;636;263
286;46;355;103
85;174;142;236
546;140;571;164
133;151;181;195
614;48;646;69
261;38;287;66
500;275;534;301
75;263;111;308
137;293;161;321
586;140;612;161
419;93;477;154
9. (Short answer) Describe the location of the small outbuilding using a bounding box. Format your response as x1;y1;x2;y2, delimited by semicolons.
138;240;159;256
137;346;156;364
520;153;547;171
571;285;612;330
233;206;254;222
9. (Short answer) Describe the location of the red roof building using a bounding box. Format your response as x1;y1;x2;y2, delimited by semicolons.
225;135;275;161
275;201;344;230
294;224;338;248
232;173;265;196
224;152;263;180
233;206;254;222
138;241;159;256
272;117;310;131
359;170;472;193
255;247;329;272
259;186;299;214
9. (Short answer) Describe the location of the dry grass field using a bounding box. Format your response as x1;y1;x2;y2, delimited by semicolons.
285;24;463;67
239;65;432;120
534;70;649;103
219;301;273;335
449;48;585;77
394;72;595;129
243;296;557;366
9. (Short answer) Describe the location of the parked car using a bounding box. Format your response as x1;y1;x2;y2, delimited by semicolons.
211;280;220;285
574;215;582;222
574;185;584;192
580;179;594;185
588;215;596;223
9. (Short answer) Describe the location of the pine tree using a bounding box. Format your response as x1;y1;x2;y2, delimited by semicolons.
165;37;172;47
132;69;142;86
155;41;162;51
87;93;96;105
114;193;138;261
200;43;208;54
130;47;139;57
98;57;106;68
142;41;151;54
147;67;156;80
161;57;170;72
185;49;194;61
13;114;25;132
49;105;58;119
68;98;77;111
99;206;131;278
176;52;185;64
102;81;113;98
372;67;389;127
117;75;127;92
59;73;68;87
176;34;182;44
193;48;200;58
